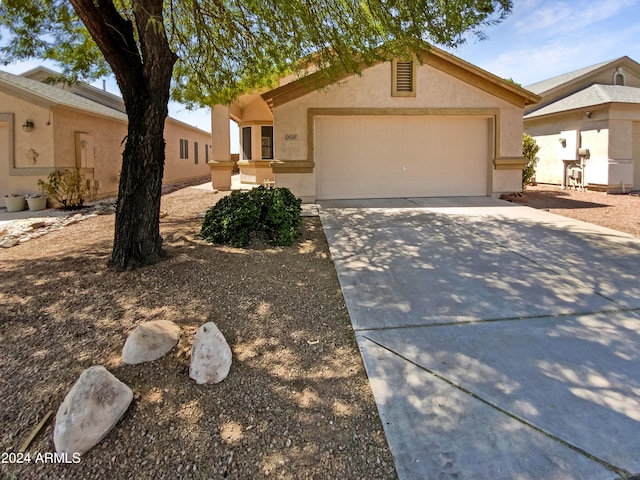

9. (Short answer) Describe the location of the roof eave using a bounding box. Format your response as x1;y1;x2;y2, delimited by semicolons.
261;45;541;109
524;102;612;121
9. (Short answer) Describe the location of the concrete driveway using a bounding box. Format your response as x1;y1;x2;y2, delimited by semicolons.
318;197;640;480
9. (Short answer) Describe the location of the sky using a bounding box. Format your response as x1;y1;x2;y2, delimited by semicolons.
449;0;640;85
2;0;640;138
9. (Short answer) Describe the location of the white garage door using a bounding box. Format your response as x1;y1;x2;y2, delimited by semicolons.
315;115;491;199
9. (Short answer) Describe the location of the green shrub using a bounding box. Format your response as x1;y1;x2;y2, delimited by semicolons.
199;187;302;247
37;168;97;209
522;133;540;190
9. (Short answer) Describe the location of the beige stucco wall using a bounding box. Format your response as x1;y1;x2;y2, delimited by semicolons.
634;122;640;189
271;61;526;199
51;107;127;197
275;62;521;159
239;97;272;125
0;92;56;204
163;118;212;189
211;105;231;162
578;68;640;90
2;88;211;203
526;104;640;191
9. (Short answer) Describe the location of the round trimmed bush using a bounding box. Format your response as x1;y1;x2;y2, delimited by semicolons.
199;187;302;247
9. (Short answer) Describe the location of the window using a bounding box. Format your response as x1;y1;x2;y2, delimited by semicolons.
179;138;189;159
261;126;274;159
241;126;252;160
205;144;209;163
392;59;416;97
194;142;199;164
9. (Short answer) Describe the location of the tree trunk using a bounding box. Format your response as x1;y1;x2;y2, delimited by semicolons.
69;0;177;270
110;100;167;269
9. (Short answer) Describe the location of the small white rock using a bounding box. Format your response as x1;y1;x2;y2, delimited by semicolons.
54;365;133;456
189;322;232;384
122;320;181;365
0;238;19;248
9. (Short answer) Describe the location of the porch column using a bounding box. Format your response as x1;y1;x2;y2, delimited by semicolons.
209;105;233;191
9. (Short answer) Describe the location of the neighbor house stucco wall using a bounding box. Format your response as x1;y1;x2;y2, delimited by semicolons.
526;104;640;191
2;92;212;202
0;91;55;203
526;112;612;188
51;107;127;197
271;61;526;199
163;119;212;189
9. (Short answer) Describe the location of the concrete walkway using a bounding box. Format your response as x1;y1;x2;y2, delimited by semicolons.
319;197;640;480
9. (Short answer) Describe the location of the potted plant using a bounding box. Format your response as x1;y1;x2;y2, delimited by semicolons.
3;193;27;212
26;193;48;211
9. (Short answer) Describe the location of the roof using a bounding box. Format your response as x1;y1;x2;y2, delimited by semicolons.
21;66;127;113
0;69;128;121
261;44;541;109
1;68;211;134
524;84;640;118
525;59;620;95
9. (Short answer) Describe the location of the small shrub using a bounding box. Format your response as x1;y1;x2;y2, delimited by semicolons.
522;133;540;190
199;187;302;247
37;168;97;209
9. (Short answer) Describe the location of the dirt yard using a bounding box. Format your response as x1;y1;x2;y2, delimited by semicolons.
0;187;396;480
506;185;640;238
1;183;639;480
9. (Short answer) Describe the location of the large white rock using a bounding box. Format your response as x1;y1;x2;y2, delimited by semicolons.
122;320;180;364
54;365;133;456
189;322;232;384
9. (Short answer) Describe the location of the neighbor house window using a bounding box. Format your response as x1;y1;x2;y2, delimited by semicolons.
261;126;274;159
241;126;252;160
180;138;189;159
205;144;209;163
392;59;416;97
194;142;199;164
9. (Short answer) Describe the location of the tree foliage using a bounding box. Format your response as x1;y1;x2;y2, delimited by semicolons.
0;0;513;269
2;0;513;107
522;133;540;190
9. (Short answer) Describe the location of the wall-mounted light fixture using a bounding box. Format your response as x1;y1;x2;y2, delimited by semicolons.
22;119;34;133
585;111;592;118
558;137;567;147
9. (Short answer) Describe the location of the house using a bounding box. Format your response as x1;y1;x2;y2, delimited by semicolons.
209;45;540;202
524;57;640;192
0;67;212;207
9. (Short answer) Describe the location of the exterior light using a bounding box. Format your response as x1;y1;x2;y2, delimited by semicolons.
22;119;34;133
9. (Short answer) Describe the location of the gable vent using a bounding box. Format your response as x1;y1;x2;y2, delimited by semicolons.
395;62;413;92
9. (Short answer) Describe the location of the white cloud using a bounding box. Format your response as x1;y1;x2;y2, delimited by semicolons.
453;0;640;85
514;0;639;35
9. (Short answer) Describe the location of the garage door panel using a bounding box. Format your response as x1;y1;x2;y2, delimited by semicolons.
315;116;490;199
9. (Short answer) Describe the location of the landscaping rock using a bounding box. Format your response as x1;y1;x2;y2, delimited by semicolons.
189;322;232;384
0;201;116;248
0;237;19;248
122;320;181;365
53;365;133;456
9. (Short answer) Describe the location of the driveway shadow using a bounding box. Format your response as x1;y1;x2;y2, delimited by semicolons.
320;198;640;479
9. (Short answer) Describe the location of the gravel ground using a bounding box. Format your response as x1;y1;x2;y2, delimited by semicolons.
507;185;640;238
0;186;396;480
2;183;639;480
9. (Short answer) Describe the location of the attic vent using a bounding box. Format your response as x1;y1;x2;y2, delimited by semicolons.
396;62;413;91
614;67;626;86
392;60;416;97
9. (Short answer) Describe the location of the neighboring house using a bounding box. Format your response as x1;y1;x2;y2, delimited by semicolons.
524;57;640;193
0;67;212;207
209;45;540;202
